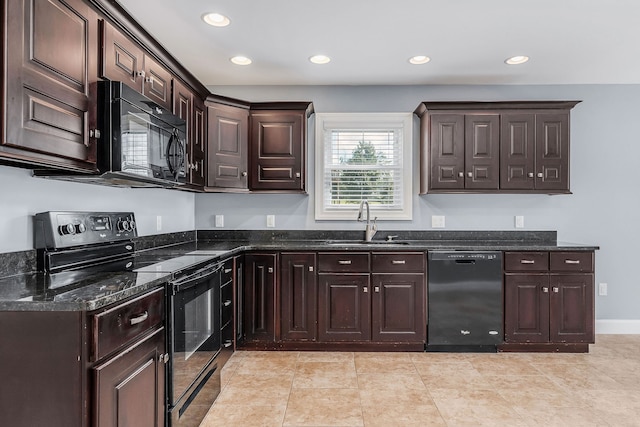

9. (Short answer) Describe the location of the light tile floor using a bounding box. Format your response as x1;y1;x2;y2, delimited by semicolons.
200;335;640;426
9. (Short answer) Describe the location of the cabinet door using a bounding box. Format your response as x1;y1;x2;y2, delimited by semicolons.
318;274;370;342
142;54;172;111
504;274;550;343
281;253;317;341
465;114;500;189
208;103;249;189
3;0;97;170
429;114;465;190
249;110;305;191
100;19;144;93
244;253;276;342
535;112;569;191
371;273;425;343
93;328;165;427
191;96;207;187
500;113;535;190
549;274;594;343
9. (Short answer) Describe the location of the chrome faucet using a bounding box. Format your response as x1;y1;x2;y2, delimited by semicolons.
357;199;378;242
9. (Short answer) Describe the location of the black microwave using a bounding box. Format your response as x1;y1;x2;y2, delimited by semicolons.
96;80;187;187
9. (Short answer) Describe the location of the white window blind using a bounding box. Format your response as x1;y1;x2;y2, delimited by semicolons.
315;113;413;220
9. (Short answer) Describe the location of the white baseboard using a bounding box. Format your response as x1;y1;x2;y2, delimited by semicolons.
596;319;640;334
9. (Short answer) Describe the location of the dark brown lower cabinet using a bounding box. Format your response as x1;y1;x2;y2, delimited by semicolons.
318;274;371;342
281;253;317;341
244;253;277;342
371;273;425;342
504;251;595;346
93;327;165;427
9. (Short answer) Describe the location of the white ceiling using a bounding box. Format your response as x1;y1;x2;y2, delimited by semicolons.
118;0;640;86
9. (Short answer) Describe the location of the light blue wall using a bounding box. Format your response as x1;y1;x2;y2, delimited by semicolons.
0;165;195;252
197;84;640;321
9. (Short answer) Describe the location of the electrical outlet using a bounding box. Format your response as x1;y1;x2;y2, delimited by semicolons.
215;215;224;228
156;215;162;231
599;283;608;296
266;215;276;228
431;215;445;228
515;216;525;228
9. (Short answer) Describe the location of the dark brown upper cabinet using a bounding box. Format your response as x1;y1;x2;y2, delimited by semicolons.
173;78;206;188
2;0;98;171
206;100;250;191
249;102;314;193
415;101;580;194
100;20;172;111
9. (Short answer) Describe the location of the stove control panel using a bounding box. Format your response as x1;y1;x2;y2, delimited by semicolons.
34;211;137;249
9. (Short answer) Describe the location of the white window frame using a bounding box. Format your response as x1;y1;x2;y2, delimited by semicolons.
314;112;413;221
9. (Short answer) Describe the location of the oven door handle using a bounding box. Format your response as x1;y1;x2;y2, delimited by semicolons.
172;263;223;293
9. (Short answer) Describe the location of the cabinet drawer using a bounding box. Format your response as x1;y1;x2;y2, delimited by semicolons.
550;251;594;272
91;287;164;361
318;252;370;272
221;258;234;284
504;252;549;272
371;252;425;273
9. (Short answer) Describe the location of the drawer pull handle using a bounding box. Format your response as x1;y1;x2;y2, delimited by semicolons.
542;287;549;293
224;268;233;273
223;340;233;348
130;311;148;326
520;260;535;264
223;300;232;307
363;287;368;293
553;287;559;293
338;260;352;265
391;260;406;265
309;266;314;272
564;260;581;264
374;286;380;293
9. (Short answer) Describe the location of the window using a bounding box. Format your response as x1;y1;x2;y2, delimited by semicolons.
315;113;413;220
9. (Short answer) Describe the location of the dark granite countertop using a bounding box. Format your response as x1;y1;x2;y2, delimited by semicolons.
0;230;598;312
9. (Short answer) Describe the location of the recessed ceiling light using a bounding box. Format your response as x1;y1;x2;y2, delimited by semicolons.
309;55;331;65
230;56;252;66
409;55;431;65
505;55;529;65
202;12;230;27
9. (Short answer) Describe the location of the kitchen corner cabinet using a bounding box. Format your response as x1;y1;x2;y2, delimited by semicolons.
249;102;314;192
206;100;250;190
414;101;580;194
280;252;317;341
504;251;595;346
243;253;277;343
2;0;98;171
100;20;172;111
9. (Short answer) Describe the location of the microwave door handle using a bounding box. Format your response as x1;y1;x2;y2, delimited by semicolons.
165;131;176;178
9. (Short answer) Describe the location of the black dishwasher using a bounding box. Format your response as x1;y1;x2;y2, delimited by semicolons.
427;251;503;351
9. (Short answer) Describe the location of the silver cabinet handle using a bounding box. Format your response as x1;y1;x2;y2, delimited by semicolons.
223;300;232;307
374;286;380;293
553;287;559;293
224;268;233;274
136;70;146;78
338;260;352;265
528;172;534;178
565;260;581;264
520;260;535;264
89;129;101;139
130;311;148;325
363;287;368;293
158;353;169;363
391;260;406;265
223;340;233;348
145;76;154;84
542;287;549;293
309;266;314;272
458;172;464;177
242;171;248;177
295;172;301;178
268;267;274;273
467;172;472;178
537;172;544;178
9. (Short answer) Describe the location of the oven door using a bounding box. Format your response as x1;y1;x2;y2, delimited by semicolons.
167;266;221;408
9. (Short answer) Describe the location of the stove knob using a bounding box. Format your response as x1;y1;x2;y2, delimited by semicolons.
116;219;128;232
58;223;76;235
75;223;86;234
128;220;136;231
